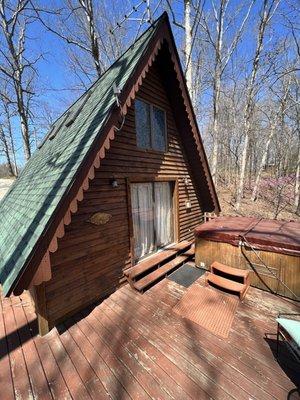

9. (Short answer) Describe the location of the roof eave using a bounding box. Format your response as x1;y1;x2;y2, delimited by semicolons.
9;12;219;296
8;14;169;297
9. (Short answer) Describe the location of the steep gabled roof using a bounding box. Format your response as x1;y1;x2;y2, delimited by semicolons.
0;12;219;296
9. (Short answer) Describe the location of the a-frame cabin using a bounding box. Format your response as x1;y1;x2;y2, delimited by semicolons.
0;13;219;335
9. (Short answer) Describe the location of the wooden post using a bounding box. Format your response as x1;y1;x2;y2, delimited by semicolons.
34;283;50;336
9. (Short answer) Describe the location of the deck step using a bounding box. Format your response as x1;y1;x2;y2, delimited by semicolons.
211;261;249;279
125;240;192;280
134;255;189;292
183;244;195;257
206;272;248;300
168;240;193;252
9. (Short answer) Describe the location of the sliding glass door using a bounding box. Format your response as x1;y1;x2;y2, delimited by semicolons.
131;183;155;260
131;181;174;262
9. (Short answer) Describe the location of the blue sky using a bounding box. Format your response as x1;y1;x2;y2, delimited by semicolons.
1;0;297;166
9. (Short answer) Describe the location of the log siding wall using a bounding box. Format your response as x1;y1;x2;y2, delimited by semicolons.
44;61;204;326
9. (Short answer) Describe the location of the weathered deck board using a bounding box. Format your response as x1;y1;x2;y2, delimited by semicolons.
117;283;295;398
112;288;281;399
0;278;299;400
1;296;35;400
0;296;15;400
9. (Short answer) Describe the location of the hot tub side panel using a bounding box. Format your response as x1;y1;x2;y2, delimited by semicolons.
195;237;300;300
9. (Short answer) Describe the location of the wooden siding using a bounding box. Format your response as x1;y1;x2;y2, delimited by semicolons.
44;59;204;326
195;238;300;300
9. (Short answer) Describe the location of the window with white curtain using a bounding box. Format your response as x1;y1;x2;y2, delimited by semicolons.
135;99;167;152
131;181;174;262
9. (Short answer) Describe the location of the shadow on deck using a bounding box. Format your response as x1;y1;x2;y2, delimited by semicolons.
0;276;299;399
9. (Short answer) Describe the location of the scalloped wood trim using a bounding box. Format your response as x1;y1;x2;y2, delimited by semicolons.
26;21;219;293
28;38;163;290
30;252;51;287
167;44;216;207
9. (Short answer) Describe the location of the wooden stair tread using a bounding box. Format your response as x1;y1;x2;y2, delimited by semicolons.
168;240;193;252
125;241;192;280
183;244;195;257
206;273;246;293
125;249;177;279
211;261;249;278
134;255;188;291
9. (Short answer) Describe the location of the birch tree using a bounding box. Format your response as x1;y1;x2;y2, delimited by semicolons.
0;114;17;177
293;82;300;214
36;1;128;89
0;0;40;161
235;0;281;210
0;81;17;176
184;0;193;97
286;9;300;214
296;143;300;214
167;0;206;105
199;0;254;183
251;75;292;201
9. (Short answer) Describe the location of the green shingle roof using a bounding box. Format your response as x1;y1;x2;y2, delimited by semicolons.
0;15;163;296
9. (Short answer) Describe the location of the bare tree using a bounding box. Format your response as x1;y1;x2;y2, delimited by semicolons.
293;82;300;214
251;75;292;201
199;0;254;183
167;0;206;105
0;0;41;161
35;0;128;89
78;0;101;76
184;0;192;97
0;84;18;176
235;0;281;210
0;124;16;176
295;143;300;214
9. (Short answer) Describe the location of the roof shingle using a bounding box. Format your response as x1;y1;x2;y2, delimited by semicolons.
0;17;162;295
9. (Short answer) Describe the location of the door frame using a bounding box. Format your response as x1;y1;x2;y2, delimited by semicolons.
126;176;179;266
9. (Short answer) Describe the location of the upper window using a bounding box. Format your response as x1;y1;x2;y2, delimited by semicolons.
135;99;167;152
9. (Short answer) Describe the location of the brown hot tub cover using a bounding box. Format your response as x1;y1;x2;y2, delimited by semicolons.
195;217;300;257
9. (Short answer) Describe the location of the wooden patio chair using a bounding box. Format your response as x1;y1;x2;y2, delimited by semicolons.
276;313;300;363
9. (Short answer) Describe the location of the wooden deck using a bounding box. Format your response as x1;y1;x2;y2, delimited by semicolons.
1;276;299;400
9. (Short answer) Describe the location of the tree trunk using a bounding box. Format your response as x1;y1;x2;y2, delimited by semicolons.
0;127;15;176
248;141;252;189
295;103;300;214
251;125;275;201
235;0;277;210
3;101;18;175
17;90;31;161
210;1;224;184
184;0;193;100
211;71;221;183
236;123;250;209
295;144;300;214
11;139;18;176
81;0;101;77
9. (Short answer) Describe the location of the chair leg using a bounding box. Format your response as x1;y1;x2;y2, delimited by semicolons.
276;325;280;358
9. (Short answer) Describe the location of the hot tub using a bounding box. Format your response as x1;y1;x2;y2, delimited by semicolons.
194;216;300;300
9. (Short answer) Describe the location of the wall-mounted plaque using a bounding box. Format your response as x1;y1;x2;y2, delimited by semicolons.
87;212;112;225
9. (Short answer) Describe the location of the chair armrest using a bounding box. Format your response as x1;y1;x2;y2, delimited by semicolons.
278;313;300;318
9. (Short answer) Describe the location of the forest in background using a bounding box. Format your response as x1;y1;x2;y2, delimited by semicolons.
0;0;299;220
